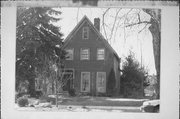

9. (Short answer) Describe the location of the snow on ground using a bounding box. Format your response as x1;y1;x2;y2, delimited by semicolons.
15;96;145;112
106;98;149;102
15;104;125;112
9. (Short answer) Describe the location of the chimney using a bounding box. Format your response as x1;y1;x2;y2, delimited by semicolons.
94;18;100;31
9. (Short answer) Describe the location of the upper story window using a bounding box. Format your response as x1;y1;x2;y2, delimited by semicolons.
82;27;89;39
81;48;89;60
97;48;105;60
66;49;74;60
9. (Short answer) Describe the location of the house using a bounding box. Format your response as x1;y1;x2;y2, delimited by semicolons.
61;16;121;96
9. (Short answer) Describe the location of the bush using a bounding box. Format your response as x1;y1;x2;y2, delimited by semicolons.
107;69;116;96
16;92;28;99
68;89;76;96
34;91;43;98
17;97;29;107
30;91;43;98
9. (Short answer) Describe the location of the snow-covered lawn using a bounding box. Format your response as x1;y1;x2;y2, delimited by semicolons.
15;104;126;112
106;98;149;102
15;96;146;112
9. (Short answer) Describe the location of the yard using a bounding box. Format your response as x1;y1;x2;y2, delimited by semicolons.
57;96;146;107
15;95;148;112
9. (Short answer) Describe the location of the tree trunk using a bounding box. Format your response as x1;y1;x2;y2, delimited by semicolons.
144;9;161;99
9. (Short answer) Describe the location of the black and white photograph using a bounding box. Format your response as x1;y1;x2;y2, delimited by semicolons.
1;1;179;119
15;7;161;113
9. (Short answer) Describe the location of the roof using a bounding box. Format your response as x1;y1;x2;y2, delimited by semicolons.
63;15;120;60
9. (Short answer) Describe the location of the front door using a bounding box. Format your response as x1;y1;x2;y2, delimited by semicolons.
61;69;74;92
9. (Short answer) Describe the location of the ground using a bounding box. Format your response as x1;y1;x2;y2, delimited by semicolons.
15;95;149;112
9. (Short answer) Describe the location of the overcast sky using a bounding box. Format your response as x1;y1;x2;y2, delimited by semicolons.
55;7;156;75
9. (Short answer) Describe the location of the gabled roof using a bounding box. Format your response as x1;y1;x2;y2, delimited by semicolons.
63;15;120;60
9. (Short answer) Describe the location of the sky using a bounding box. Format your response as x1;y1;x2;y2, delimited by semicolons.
54;7;156;75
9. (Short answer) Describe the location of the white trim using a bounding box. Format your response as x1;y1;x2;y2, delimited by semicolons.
81;72;90;92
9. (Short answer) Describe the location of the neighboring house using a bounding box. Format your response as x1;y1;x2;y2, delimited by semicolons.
61;16;121;96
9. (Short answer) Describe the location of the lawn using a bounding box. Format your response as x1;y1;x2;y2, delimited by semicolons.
43;96;147;107
16;96;148;112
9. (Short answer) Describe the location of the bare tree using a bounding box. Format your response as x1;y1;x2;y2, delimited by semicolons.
101;8;160;99
74;8;160;98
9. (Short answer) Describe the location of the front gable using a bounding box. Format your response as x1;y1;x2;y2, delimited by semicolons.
62;15;120;61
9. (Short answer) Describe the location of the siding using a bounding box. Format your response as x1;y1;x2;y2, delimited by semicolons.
63;20;120;95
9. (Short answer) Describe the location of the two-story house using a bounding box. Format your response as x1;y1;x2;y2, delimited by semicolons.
62;16;121;96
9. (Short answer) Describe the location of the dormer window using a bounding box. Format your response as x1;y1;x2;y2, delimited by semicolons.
82;27;89;39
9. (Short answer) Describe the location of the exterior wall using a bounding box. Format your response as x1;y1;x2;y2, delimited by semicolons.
63;21;119;95
113;57;121;95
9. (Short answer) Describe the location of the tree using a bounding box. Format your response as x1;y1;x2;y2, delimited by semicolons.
16;7;66;96
107;69;116;96
100;8;160;99
74;7;160;98
120;51;148;98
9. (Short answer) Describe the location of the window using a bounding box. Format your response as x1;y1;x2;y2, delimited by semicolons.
97;48;105;60
81;72;90;92
96;72;106;93
82;27;89;39
81;48;89;60
66;49;74;60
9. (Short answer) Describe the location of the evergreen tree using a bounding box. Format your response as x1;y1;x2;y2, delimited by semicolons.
16;7;66;96
120;52;148;98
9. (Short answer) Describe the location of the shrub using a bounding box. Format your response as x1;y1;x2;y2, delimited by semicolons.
107;69;116;97
68;88;76;96
30;91;43;99
17;97;29;107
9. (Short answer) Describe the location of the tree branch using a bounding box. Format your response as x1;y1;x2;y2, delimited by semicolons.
125;21;151;27
109;8;122;43
102;8;110;41
138;23;149;33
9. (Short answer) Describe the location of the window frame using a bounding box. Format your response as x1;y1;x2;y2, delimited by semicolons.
96;72;106;93
97;48;105;60
66;48;74;60
82;26;89;40
81;72;91;92
80;48;90;60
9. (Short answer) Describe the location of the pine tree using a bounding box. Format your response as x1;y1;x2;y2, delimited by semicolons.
16;7;66;96
120;52;147;98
